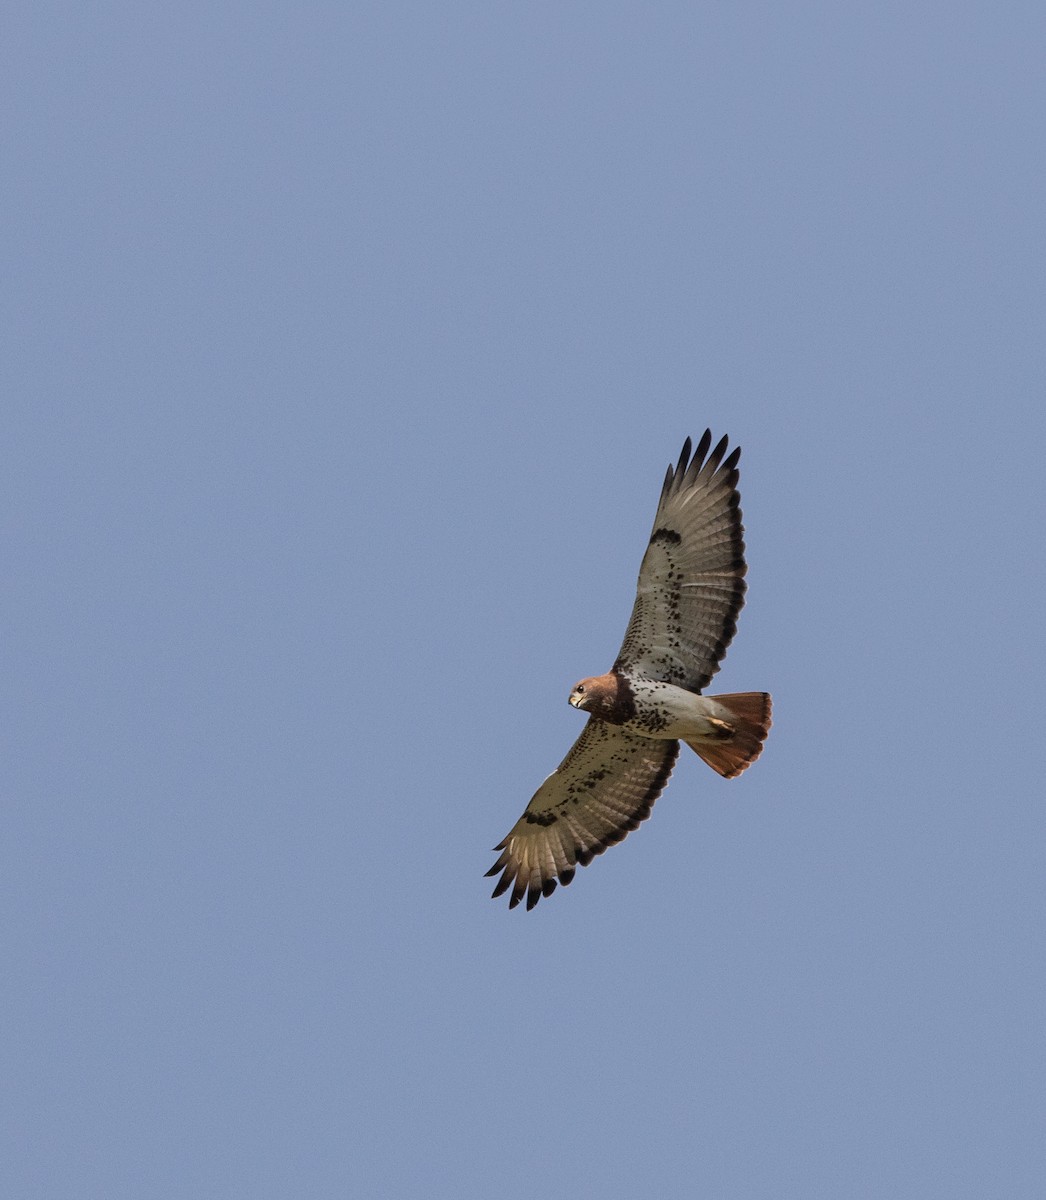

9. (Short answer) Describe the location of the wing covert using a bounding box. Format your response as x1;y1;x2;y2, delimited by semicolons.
485;721;679;911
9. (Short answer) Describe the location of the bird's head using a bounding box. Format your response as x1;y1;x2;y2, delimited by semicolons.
568;672;632;723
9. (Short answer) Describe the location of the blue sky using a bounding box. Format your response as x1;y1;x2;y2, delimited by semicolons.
4;3;1045;1197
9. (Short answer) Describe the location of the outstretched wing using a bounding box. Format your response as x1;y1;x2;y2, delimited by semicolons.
486;722;679;911
613;431;747;692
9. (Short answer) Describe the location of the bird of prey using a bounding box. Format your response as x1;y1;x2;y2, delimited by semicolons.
486;431;771;911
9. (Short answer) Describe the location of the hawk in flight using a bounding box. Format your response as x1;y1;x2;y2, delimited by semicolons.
486;431;771;910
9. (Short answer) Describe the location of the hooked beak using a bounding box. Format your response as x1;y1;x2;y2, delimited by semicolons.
569;690;585;710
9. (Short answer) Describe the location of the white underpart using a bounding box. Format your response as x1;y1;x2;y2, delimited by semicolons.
630;680;736;741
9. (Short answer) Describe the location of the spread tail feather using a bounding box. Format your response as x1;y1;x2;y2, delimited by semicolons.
686;692;772;779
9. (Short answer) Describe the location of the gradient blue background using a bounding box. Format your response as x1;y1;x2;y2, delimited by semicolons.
5;4;1044;1196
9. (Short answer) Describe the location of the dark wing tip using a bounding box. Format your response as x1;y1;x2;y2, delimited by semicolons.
495;869;566;913
664;431;716;500
662;437;692;501
682;429;717;489
526;878;558;911
708;433;731;471
670;431;744;487
484;847;508;878
670;432;745;520
490;869;513;899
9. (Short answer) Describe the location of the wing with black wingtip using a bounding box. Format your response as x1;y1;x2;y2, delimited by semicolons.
613;431;747;692
486;721;679;911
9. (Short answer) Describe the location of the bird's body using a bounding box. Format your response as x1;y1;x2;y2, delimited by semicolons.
487;431;772;910
572;672;751;741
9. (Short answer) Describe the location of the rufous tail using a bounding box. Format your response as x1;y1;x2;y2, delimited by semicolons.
685;692;772;779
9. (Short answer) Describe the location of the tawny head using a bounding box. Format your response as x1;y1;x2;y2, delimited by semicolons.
568;672;634;723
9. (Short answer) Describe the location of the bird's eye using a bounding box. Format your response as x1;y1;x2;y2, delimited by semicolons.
576;684;585;693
